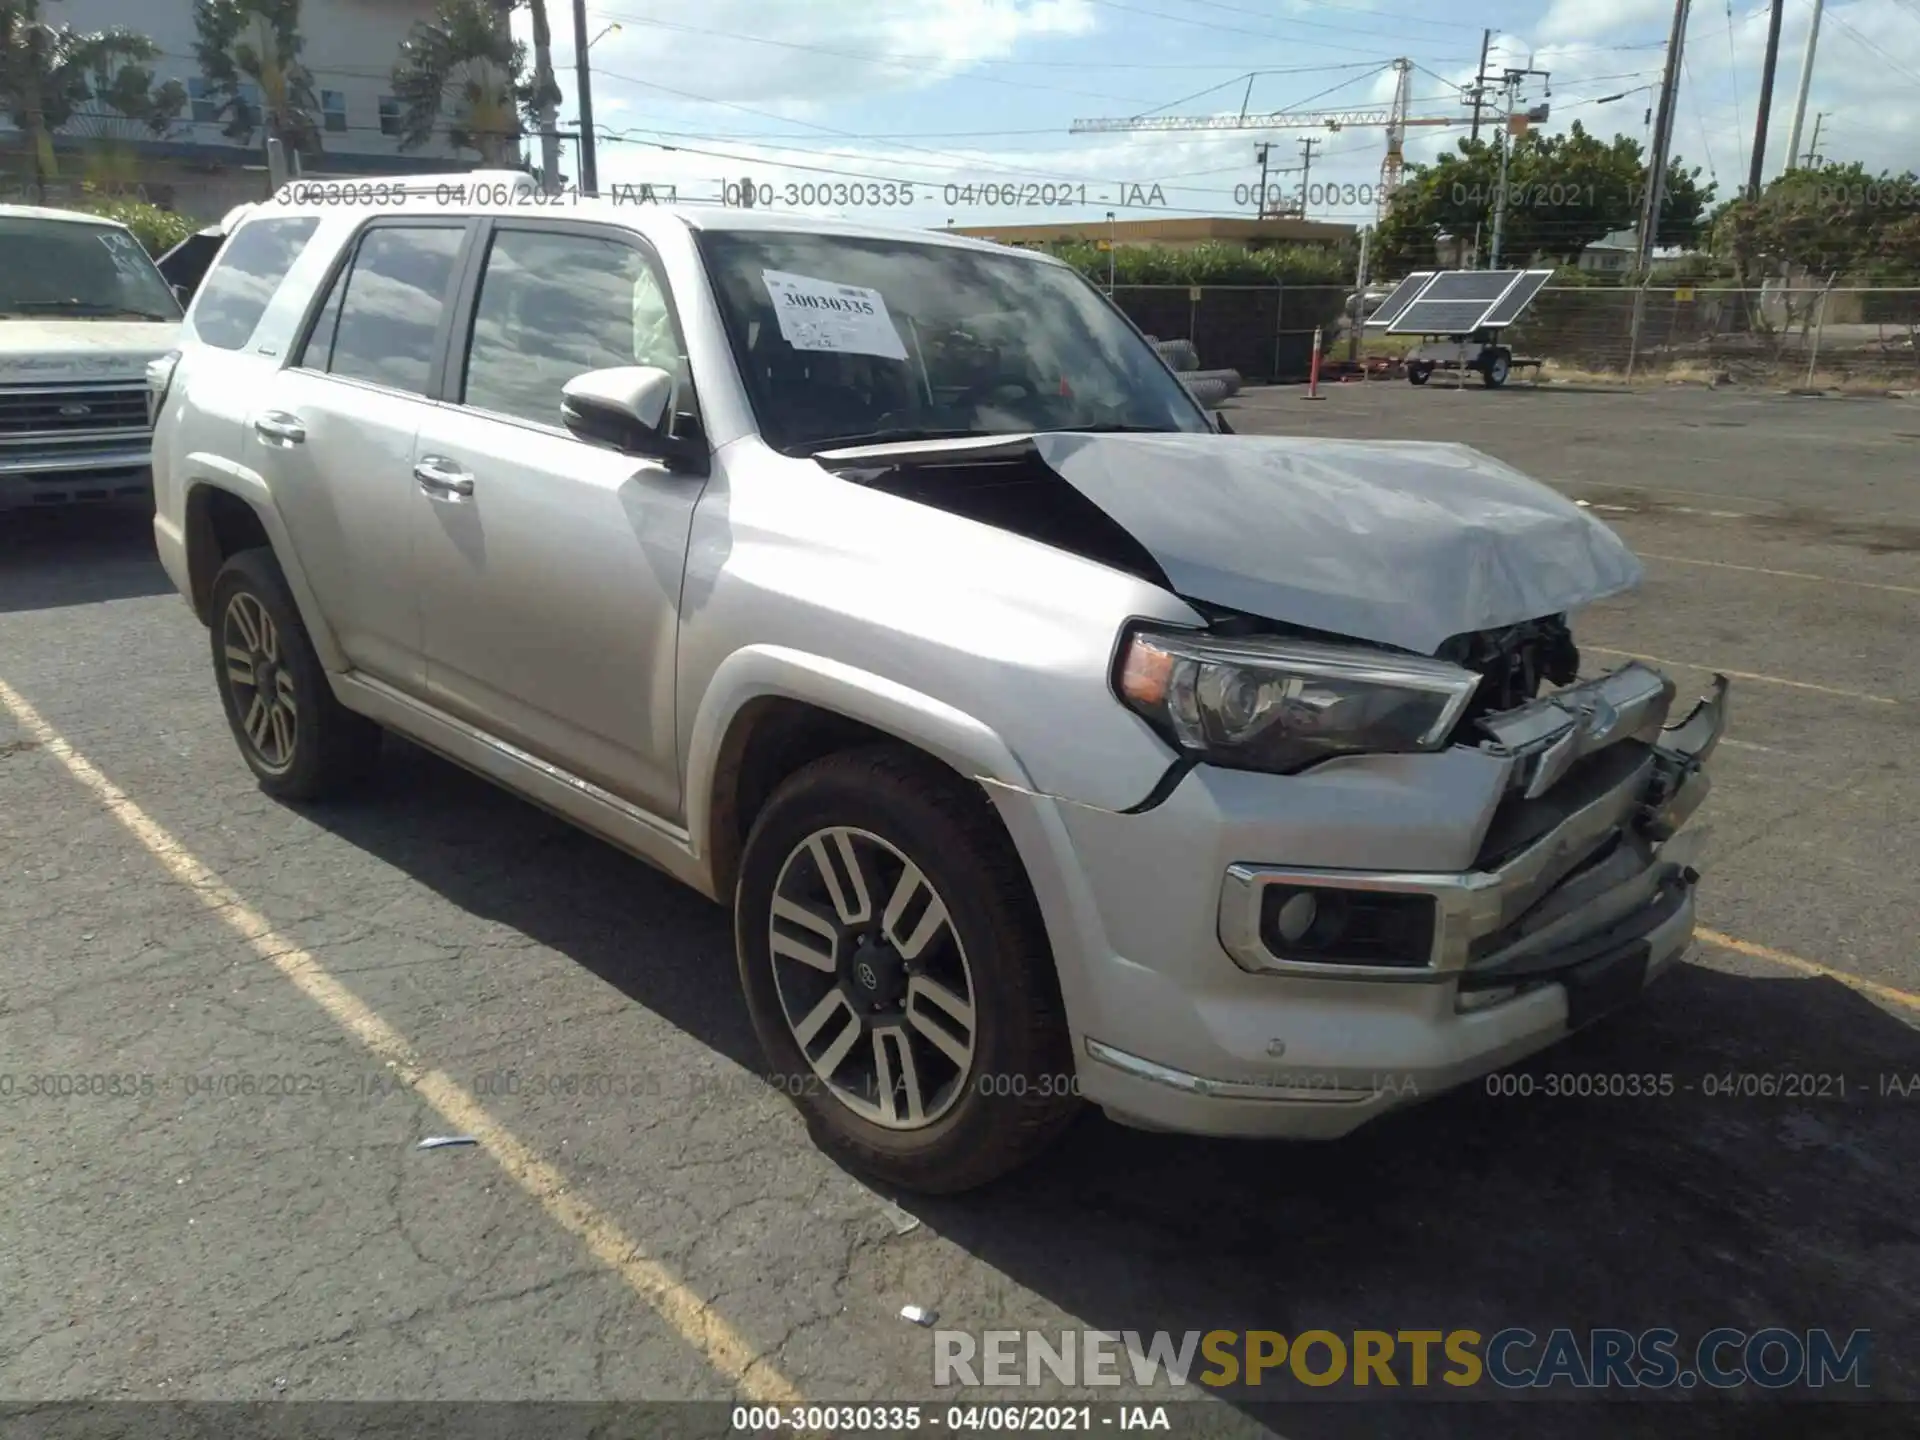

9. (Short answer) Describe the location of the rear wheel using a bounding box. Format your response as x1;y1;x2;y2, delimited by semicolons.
735;746;1080;1193
209;548;380;801
1481;349;1512;388
1407;362;1433;385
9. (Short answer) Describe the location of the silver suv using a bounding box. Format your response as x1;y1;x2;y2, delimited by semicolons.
152;182;1726;1192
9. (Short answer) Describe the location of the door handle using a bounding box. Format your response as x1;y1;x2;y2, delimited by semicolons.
254;411;306;446
413;456;475;499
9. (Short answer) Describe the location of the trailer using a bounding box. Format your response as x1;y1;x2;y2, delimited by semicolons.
1364;268;1555;391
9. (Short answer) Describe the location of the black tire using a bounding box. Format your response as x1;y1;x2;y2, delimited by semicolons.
1481;350;1511;388
209;547;380;801
735;746;1080;1193
1407;363;1433;385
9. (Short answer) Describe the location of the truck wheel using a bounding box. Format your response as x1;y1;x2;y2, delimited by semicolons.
1481;350;1512;388
1407;363;1433;385
735;746;1080;1193
209;548;380;801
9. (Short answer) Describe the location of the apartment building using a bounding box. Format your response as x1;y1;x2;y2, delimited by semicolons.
3;0;467;218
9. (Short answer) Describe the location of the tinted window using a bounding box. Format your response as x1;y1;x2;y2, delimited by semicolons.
191;217;320;350
697;230;1208;454
326;226;464;396
462;228;681;427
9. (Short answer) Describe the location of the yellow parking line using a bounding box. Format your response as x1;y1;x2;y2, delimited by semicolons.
1584;646;1899;706
1698;928;1920;1016
1638;553;1920;598
0;677;804;1406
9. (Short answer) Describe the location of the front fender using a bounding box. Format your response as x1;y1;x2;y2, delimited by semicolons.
684;644;1040;867
180;460;349;675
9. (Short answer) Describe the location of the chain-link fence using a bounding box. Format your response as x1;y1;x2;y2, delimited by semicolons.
1500;285;1920;388
1116;282;1920;389
1104;284;1352;384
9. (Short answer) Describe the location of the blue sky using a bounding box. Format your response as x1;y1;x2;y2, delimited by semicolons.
523;1;1920;229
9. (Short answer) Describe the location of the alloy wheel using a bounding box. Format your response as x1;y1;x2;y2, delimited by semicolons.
221;592;298;772
767;826;978;1130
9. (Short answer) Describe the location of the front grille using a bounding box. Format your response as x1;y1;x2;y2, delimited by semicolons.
0;383;150;439
1438;615;1582;735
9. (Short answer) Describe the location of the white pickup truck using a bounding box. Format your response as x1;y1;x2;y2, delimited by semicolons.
0;205;183;509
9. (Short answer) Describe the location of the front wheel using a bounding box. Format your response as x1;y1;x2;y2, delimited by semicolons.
1407;362;1433;385
735;747;1080;1193
1480;350;1511;388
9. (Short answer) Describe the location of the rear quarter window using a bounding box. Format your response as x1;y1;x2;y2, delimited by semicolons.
191;217;322;351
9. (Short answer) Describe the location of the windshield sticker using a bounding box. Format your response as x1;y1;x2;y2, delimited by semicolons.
761;269;907;361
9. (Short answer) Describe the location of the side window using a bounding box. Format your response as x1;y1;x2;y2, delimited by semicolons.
462;228;683;428
191;217;321;351
320;226;464;397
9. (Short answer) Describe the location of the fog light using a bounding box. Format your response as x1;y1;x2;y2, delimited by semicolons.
1256;885;1435;968
1457;984;1519;1012
1273;891;1318;945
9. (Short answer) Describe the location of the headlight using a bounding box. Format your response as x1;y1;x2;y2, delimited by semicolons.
1115;627;1481;774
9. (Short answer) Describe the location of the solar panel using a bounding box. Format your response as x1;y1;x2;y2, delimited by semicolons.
1363;270;1434;328
1479;268;1555;327
1388;298;1503;335
1418;269;1524;304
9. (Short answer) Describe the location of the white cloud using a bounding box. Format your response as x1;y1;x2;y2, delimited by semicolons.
558;0;1100;111
539;0;1918;228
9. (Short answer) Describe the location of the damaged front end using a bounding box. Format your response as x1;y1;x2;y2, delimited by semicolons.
1217;646;1728;1026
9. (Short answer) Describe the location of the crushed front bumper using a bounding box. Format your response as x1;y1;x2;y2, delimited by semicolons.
999;664;1729;1139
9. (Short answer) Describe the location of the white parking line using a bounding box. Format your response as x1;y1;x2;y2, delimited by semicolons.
0;675;805;1406
1584;647;1899;706
1639;553;1920;599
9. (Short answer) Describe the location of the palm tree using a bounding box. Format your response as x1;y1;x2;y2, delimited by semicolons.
1;0;185;200
522;0;562;191
392;0;529;168
192;0;322;163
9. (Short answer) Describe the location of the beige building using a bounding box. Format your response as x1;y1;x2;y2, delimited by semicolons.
0;0;464;220
949;215;1356;252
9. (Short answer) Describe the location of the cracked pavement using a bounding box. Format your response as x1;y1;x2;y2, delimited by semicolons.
1;385;1917;1437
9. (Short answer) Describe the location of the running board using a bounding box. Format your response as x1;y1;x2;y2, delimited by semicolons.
331;672;714;898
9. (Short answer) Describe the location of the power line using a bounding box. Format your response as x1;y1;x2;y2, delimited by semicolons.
1818;1;1920;88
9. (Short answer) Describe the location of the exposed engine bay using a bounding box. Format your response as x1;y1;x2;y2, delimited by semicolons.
827;443;1598;751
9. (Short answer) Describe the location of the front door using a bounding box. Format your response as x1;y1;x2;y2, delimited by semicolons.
412;220;705;820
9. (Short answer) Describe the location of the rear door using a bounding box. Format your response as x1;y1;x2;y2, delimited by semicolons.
411;218;706;819
249;219;473;692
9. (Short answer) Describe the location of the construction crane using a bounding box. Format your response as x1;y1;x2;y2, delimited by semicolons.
1070;60;1462;218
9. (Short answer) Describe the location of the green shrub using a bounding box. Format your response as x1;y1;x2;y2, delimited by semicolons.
77;198;198;257
1043;239;1351;287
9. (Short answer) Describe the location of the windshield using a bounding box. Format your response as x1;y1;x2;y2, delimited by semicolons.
0;217;182;321
696;229;1210;454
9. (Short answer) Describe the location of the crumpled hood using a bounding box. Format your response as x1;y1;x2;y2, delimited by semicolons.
0;320;179;384
1029;431;1643;655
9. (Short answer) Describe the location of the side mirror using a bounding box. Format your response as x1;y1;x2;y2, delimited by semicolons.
560;366;705;470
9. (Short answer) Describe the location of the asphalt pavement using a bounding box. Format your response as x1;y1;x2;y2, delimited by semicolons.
2;384;1916;1439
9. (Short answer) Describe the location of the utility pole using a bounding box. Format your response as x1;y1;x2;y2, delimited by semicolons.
1297;136;1319;215
572;0;599;196
1636;0;1692;270
1488;67;1549;270
1254;142;1270;217
1784;0;1823;176
1805;110;1827;167
1468;28;1493;145
1748;0;1786;199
